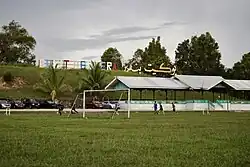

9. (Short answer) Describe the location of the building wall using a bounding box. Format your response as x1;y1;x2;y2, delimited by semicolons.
114;82;128;89
118;100;250;111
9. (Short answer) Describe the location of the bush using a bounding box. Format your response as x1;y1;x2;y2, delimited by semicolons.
3;71;14;83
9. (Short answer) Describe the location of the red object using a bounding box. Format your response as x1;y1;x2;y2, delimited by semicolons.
63;60;69;69
112;63;117;71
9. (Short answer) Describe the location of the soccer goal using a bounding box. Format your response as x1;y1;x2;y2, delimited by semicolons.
68;89;131;119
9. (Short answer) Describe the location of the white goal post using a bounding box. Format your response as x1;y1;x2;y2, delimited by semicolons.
82;88;131;118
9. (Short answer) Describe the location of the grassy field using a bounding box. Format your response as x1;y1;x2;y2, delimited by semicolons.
0;112;249;167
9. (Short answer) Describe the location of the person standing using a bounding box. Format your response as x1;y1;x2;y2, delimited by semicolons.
159;102;165;115
70;103;78;114
153;101;158;114
172;102;177;113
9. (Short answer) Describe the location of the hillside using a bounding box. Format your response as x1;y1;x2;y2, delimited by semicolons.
0;65;223;101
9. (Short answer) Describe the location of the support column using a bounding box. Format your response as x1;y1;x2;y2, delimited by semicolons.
184;91;186;100
201;90;204;100
139;90;142;100
83;91;86;118
165;90;168;101
153;90;155;100
212;91;215;102
128;89;131;118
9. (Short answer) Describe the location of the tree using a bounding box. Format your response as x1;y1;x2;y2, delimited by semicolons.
229;52;250;79
127;49;143;68
0;20;36;64
101;47;123;70
77;61;108;92
33;64;71;101
175;32;225;76
142;36;171;69
174;39;191;74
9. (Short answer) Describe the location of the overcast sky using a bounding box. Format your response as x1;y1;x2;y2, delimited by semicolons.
0;0;249;67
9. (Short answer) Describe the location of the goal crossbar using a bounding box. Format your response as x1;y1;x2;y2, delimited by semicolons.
83;88;131;119
84;89;130;93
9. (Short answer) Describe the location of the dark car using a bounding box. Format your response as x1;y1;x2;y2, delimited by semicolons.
37;100;64;109
22;99;40;109
86;100;103;109
13;100;25;109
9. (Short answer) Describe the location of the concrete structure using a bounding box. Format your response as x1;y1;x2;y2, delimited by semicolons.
105;76;250;112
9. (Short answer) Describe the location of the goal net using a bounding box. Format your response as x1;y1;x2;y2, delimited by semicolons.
69;89;131;119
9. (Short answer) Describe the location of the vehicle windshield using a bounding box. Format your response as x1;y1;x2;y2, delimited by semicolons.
30;99;37;102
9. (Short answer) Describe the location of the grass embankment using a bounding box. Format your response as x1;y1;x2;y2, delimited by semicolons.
0;65;223;100
0;112;249;167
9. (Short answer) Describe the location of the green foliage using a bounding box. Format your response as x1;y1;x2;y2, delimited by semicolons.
127;36;171;69
142;36;171;69
101;47;123;69
0;20;36;65
127;49;143;69
77;61;109;92
229;52;250;79
0;65;143;99
2;71;14;83
0;112;250;167
33;64;72;101
175;32;225;76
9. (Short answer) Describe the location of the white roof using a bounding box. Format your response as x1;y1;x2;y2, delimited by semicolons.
174;75;224;90
224;80;250;90
105;76;190;90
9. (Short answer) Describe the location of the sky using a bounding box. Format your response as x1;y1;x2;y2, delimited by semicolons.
0;0;249;67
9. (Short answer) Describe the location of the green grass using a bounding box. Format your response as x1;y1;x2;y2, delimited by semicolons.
0;65;230;101
0;65;143;99
0;112;250;167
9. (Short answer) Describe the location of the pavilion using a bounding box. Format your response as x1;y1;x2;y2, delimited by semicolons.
105;75;250;101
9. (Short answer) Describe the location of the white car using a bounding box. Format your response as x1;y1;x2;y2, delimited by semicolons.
102;101;120;109
0;100;11;109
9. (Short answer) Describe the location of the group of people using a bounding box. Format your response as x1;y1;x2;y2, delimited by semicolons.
57;100;177;116
153;101;177;114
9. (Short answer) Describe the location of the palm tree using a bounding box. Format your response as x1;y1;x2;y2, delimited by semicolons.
76;61;108;92
34;64;71;102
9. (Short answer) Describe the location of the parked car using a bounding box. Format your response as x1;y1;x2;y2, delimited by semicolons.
0;100;11;109
22;98;40;109
102;101;120;109
13;100;25;109
37;100;64;109
86;100;103;109
0;98;16;109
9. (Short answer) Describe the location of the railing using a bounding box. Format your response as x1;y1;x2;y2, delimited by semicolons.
215;100;224;108
208;101;215;110
130;100;250;105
